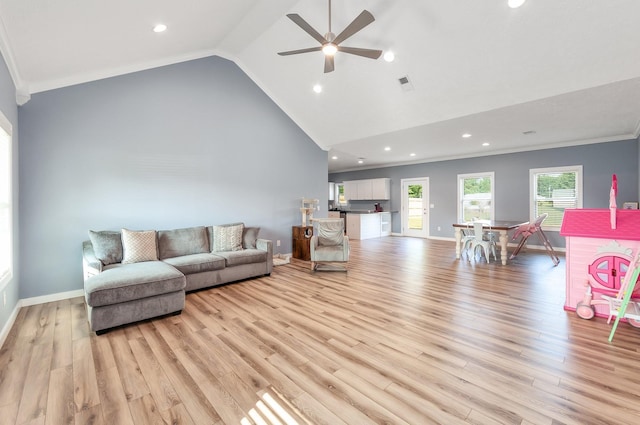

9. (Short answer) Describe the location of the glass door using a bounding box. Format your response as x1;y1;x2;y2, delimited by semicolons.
402;178;429;238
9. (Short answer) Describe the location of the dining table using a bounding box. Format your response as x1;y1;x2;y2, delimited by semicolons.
453;220;529;265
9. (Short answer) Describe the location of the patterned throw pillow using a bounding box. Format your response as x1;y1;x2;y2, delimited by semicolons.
121;228;158;264
212;223;244;252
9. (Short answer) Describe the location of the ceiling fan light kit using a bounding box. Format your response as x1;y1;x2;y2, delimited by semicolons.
278;0;382;73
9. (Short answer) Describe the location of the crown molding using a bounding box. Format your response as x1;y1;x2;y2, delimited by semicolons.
0;14;29;105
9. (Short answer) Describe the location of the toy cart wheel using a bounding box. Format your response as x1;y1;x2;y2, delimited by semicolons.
627;318;640;328
576;302;595;320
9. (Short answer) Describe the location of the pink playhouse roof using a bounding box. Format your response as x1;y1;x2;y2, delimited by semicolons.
561;208;640;240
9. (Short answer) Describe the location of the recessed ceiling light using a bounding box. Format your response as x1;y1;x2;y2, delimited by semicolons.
508;0;526;8
410;153;416;157
153;24;167;33
482;142;490;146
462;133;472;138
384;147;391;151
331;156;338;160
383;51;395;62
313;84;322;93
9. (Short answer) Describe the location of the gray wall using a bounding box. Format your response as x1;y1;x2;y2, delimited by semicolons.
18;56;327;299
330;139;639;248
0;53;19;334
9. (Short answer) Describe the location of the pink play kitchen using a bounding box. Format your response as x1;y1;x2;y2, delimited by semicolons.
560;175;640;335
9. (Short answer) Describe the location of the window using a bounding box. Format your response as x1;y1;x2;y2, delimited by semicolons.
530;165;582;229
336;183;346;205
0;111;12;288
458;172;494;222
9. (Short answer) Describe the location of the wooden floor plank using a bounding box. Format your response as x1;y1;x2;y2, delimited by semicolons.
4;237;640;424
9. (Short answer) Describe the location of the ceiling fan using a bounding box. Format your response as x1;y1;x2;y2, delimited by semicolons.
277;0;382;73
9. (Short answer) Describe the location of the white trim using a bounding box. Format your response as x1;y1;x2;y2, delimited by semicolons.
401;177;430;238
457;171;495;222
529;165;583;230
0;300;20;349
0;288;84;348
0;13;28;101
428;235;567;253
0;111;12;291
329;135;637;174
20;289;85;307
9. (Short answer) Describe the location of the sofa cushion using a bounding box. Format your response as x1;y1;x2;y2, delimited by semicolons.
85;261;185;307
162;253;226;275
242;227;260;249
212;223;244;252
122;229;158;264
158;226;209;259
215;249;268;267
88;230;123;265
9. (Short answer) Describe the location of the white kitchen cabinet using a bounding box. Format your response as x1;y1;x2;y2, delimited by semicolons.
343;178;390;200
380;212;391;236
371;178;391;200
343;181;358;200
329;182;335;201
346;213;383;240
356;180;372;200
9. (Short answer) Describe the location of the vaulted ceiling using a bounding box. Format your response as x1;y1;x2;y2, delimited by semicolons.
1;0;639;172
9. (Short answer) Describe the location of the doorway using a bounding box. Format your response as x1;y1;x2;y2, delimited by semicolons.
401;178;429;238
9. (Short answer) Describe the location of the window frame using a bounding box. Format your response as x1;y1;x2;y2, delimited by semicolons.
336;183;347;206
0;110;12;290
457;171;495;223
529;165;583;230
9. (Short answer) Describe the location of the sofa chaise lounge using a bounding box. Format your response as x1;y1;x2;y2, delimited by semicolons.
82;223;272;334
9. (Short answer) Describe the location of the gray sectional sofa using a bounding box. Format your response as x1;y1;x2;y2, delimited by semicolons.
82;223;272;334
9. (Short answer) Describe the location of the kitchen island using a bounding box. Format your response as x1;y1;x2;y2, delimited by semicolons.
339;211;391;240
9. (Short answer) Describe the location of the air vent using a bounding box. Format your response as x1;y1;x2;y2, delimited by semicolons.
398;75;414;91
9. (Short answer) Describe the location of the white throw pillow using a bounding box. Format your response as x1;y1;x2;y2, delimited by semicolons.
212;223;244;252
121;228;158;263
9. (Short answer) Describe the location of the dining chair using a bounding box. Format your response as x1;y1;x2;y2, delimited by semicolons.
461;223;476;260
469;222;497;262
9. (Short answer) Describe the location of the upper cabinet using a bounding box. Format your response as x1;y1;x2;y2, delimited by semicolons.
343;178;390;200
329;182;335;201
371;178;390;200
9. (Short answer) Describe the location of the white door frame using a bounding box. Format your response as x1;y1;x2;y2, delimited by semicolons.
401;177;430;238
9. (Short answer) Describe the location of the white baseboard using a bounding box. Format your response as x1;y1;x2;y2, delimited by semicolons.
0;289;84;349
20;289;85;307
0;302;20;349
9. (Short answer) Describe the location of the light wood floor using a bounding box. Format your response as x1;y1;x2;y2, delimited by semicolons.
1;237;640;425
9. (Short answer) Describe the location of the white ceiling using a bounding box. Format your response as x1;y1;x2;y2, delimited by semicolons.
1;0;639;173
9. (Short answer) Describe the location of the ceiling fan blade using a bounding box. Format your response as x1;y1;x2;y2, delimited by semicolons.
332;10;375;45
337;46;382;59
324;55;335;73
278;46;323;56
286;14;327;45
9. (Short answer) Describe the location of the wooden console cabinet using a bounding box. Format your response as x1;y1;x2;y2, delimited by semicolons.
292;226;313;261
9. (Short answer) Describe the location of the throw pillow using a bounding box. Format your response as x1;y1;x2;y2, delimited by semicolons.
242;227;260;249
121;228;158;264
212;223;244;252
88;230;123;265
